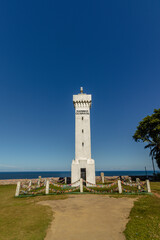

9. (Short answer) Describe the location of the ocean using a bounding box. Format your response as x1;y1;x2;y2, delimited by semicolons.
0;171;157;180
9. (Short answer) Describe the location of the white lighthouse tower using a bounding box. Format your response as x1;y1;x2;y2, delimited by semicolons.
71;87;95;186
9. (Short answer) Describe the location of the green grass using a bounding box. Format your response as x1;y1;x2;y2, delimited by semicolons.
124;182;160;240
1;182;160;240
85;184;118;192
0;185;67;240
96;181;114;184
122;184;145;192
85;184;146;193
124;195;160;240
150;182;160;194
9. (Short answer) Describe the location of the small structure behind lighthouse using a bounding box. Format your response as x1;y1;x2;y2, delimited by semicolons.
71;87;95;186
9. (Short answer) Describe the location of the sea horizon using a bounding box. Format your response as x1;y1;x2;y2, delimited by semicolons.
0;170;158;180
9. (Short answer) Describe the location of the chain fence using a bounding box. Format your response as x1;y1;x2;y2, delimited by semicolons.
15;177;151;197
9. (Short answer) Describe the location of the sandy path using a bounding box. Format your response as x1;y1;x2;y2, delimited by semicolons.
40;195;135;240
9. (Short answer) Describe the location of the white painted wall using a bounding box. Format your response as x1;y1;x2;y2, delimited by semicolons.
71;88;95;186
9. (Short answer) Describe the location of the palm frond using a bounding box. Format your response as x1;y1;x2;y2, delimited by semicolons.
144;143;156;149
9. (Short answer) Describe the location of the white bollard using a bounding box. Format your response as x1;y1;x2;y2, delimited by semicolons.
138;183;141;190
28;180;32;191
15;181;21;197
129;177;132;183
65;177;67;184
101;172;104;183
44;179;46;186
136;178;141;190
37;179;40;188
45;180;50;194
80;178;83;193
102;176;104;184
136;178;140;183
146;180;151;193
118;180;122;194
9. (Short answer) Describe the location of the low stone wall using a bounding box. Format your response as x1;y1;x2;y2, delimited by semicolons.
0;175;151;185
0;177;59;185
0;176;120;185
96;176;121;183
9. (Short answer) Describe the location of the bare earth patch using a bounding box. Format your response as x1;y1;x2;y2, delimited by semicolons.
40;194;136;240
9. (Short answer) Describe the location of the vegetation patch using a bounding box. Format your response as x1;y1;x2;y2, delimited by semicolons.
150;182;160;194
85;184;118;192
124;195;160;240
0;185;67;240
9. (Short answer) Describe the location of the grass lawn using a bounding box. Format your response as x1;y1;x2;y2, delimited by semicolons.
0;185;67;240
1;182;160;240
150;182;160;194
124;182;160;240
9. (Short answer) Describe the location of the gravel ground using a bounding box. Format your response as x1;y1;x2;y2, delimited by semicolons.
40;194;135;240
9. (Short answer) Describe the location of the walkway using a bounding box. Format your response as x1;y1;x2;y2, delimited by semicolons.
40;194;135;240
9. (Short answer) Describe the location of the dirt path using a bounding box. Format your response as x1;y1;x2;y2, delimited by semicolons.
40;195;136;240
153;192;160;198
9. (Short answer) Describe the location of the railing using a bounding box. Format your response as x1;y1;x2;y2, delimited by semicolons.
15;177;151;197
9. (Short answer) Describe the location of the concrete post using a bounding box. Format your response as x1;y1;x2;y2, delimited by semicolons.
101;172;104;183
138;183;141;190
146;180;151;193
45;180;50;194
102;176;104;184
136;178;140;183
37;179;40;188
65;177;67;184
129;177;132;183
28;180;32;191
15;181;21;197
118;180;122;194
80;178;83;193
136;178;141;190
44;179;46;186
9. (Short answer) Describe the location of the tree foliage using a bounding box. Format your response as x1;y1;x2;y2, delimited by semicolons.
133;109;160;169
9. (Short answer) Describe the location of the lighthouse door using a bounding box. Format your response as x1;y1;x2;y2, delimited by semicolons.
81;168;86;185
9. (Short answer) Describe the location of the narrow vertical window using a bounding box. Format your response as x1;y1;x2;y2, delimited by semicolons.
82;142;84;146
82;117;83;120
82;129;84;133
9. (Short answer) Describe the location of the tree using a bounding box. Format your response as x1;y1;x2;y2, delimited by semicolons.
133;109;160;170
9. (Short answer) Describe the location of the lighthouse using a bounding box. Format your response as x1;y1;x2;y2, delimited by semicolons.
71;87;95;186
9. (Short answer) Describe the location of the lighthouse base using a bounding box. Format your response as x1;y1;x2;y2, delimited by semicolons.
71;159;95;187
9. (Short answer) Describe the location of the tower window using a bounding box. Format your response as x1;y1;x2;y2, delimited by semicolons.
82;129;84;133
82;117;84;120
82;142;84;146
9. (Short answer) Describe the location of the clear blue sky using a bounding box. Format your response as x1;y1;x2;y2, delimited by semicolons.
0;0;160;171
